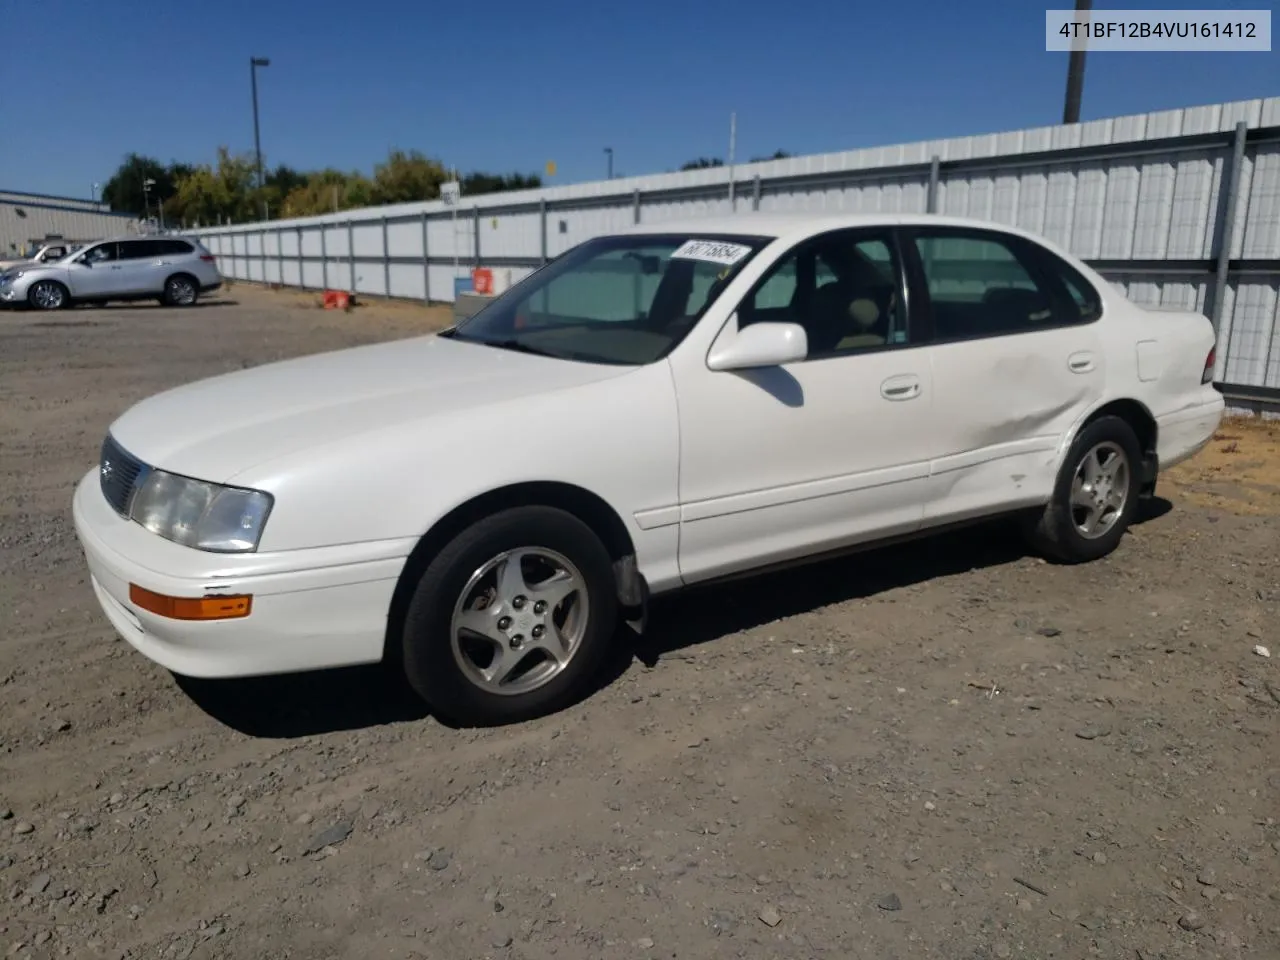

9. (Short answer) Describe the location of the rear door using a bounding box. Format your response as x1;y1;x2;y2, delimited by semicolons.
901;224;1106;523
114;239;165;294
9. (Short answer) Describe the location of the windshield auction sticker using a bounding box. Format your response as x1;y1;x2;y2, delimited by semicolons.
670;240;753;266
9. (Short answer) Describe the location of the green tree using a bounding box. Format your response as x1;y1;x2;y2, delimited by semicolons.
750;150;792;162
280;168;372;218
102;153;178;216
680;157;724;170
461;171;542;196
371;149;448;204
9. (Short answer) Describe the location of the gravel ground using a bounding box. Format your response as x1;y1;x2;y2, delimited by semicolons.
2;284;1278;960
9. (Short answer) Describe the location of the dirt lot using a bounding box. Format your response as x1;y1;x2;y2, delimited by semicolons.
2;284;1278;960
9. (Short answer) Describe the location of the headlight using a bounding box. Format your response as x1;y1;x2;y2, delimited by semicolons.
130;469;273;553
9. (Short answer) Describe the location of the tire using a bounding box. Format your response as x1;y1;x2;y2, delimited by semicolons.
163;274;199;307
401;506;618;726
27;280;69;311
1023;415;1143;564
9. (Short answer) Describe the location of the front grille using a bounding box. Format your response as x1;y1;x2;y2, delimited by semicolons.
99;434;146;517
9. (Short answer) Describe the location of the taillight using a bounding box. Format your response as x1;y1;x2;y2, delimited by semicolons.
199;254;216;262
1202;346;1215;384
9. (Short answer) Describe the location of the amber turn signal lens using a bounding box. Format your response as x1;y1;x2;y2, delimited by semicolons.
128;584;252;621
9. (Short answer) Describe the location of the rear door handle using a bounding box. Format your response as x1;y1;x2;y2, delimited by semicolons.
1068;351;1096;373
880;374;922;401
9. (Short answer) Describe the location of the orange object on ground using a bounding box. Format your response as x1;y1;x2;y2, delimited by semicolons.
323;290;351;310
472;268;493;295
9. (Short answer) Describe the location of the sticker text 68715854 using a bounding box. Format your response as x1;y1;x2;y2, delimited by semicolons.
670;240;753;266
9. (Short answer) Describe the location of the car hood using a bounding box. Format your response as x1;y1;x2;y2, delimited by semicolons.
108;334;634;484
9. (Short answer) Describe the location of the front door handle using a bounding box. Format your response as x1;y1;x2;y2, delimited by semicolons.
880;374;922;401
1068;351;1096;373
109;265;122;271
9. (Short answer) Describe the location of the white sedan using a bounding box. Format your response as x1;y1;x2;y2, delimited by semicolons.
72;213;1224;725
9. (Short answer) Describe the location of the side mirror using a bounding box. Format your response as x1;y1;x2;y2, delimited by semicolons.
707;317;808;371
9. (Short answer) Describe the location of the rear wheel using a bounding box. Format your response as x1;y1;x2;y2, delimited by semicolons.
1023;415;1142;564
400;506;618;726
163;274;199;307
27;280;68;311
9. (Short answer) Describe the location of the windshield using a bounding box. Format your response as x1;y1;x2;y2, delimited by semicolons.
444;233;772;365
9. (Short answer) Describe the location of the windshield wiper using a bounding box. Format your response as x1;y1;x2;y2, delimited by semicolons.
468;337;565;359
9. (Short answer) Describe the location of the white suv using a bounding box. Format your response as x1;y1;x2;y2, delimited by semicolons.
0;236;222;310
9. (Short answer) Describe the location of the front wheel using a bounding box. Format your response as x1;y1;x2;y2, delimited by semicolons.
400;506;618;726
1023;415;1143;564
27;280;69;311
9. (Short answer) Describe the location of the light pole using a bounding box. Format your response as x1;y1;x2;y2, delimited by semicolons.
604;147;613;180
91;182;100;204
1063;0;1091;124
250;56;270;218
142;177;156;225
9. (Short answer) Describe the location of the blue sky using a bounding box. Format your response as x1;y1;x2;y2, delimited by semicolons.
2;0;1276;201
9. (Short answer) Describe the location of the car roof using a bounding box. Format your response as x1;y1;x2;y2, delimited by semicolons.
609;212;1058;247
88;235;197;244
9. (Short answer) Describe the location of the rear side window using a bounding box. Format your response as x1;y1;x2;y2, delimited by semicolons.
1038;252;1103;323
119;240;162;259
912;231;1058;340
158;239;194;255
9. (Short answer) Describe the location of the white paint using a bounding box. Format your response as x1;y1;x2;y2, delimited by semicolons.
73;212;1225;681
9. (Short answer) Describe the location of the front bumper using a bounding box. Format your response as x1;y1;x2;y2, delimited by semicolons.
71;469;410;679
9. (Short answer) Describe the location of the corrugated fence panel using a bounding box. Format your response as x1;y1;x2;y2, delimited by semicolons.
352;223;383;260
387;220;424;258
1225;282;1279;386
1242;144;1280;259
324;224;351;258
388;262;424;300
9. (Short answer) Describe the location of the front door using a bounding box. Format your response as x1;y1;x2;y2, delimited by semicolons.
672;228;936;584
901;225;1107;523
65;242;120;298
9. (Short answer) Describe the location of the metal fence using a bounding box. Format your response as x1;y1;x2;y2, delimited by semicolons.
193;96;1280;405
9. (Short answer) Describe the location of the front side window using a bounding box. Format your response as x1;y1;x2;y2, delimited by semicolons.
81;243;117;264
446;234;770;365
740;231;908;358
912;231;1061;339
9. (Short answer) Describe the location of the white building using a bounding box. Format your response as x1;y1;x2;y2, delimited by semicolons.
0;190;141;256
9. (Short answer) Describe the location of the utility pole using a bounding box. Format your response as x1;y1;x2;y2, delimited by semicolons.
1062;0;1091;124
250;56;271;218
604;147;614;179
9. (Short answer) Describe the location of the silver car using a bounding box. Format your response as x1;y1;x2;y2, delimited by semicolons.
0;236;223;310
